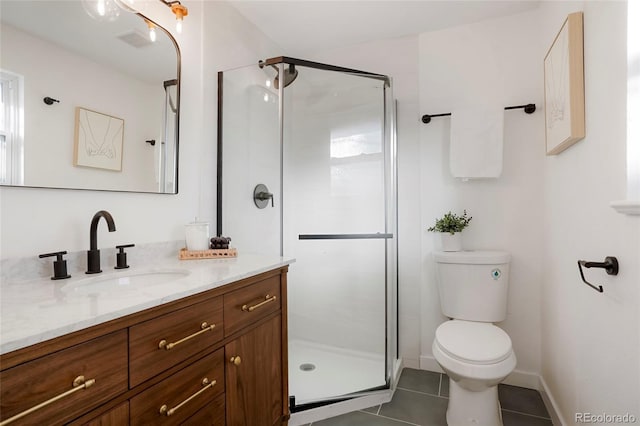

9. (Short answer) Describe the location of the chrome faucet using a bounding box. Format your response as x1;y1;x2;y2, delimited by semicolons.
86;210;116;274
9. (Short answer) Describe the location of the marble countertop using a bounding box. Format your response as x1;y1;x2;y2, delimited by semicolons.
0;253;294;355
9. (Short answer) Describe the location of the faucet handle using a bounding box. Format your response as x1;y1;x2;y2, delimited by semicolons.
115;244;135;269
39;251;72;280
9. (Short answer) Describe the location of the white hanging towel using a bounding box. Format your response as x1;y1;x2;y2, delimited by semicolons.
449;105;504;179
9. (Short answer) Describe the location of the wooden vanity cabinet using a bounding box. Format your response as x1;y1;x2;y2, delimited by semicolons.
0;266;289;426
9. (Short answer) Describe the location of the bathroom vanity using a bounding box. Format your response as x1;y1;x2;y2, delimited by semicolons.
0;253;292;425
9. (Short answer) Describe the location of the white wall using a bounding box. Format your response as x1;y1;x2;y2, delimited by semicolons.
0;1;281;259
417;9;545;384
539;1;640;424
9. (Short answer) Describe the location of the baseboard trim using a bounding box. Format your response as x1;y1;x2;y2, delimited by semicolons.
418;355;563;425
392;358;404;389
539;375;567;426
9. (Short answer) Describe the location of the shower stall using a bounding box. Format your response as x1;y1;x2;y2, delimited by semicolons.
217;56;398;415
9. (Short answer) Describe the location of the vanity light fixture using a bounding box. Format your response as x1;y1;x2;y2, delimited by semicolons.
81;0;121;22
146;20;157;42
161;0;188;34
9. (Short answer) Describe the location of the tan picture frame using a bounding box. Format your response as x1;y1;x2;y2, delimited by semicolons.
544;12;585;155
73;107;124;171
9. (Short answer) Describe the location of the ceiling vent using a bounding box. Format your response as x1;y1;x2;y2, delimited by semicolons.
117;30;153;48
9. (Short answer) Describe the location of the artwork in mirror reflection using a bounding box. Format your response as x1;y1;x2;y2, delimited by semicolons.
0;0;180;193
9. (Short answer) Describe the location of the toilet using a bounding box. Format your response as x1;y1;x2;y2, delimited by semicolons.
432;250;516;426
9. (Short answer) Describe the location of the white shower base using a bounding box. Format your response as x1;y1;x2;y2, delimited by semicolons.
289;339;386;405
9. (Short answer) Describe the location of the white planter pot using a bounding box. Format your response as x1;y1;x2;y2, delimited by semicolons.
440;232;462;251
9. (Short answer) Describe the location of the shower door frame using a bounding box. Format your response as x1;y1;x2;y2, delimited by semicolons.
216;56;398;414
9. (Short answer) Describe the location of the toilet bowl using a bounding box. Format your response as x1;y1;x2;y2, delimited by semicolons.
432;250;515;426
433;320;516;426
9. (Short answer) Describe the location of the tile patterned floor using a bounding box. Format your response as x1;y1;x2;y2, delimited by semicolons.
305;368;553;426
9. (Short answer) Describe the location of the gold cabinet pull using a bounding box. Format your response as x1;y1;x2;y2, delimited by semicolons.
230;356;242;366
159;378;215;417
242;294;277;312
0;375;95;426
158;322;215;350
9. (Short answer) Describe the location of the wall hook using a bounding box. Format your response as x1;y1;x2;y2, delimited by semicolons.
577;256;619;293
43;97;60;105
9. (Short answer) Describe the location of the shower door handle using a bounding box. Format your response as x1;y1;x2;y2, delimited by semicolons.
298;233;393;240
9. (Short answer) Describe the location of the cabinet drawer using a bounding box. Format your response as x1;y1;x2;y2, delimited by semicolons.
130;349;224;425
82;401;129;425
129;296;224;387
224;275;281;336
180;393;225;425
0;330;128;426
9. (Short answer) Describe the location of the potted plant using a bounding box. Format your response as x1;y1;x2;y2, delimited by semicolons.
427;210;472;251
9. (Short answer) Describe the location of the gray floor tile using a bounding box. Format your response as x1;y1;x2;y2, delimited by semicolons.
313;410;414;426
502;410;554;426
397;368;441;395
499;384;550;418
361;404;380;414
440;374;449;397
379;389;448;426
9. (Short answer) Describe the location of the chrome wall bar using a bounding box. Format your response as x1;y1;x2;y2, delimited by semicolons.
298;233;393;240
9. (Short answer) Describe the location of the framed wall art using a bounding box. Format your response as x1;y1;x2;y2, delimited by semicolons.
544;11;585;155
73;107;124;171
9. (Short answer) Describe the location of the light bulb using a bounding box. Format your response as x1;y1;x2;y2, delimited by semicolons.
82;0;121;22
264;93;269;102
170;3;188;34
149;27;157;42
266;80;271;88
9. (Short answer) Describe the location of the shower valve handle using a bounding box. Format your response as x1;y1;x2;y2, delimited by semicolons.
253;184;274;209
256;192;274;207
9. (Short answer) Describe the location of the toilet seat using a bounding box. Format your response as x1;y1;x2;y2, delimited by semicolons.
435;320;512;365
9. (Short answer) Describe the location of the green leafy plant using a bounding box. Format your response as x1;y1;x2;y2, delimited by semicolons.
427;210;472;234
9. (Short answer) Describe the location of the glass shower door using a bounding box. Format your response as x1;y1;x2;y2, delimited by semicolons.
282;65;392;407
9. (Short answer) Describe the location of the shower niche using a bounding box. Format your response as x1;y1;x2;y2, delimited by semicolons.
218;56;398;415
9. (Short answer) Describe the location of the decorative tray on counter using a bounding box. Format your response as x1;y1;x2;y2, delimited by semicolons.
178;247;238;260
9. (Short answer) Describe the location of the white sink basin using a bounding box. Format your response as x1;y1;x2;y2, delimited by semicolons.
62;269;191;296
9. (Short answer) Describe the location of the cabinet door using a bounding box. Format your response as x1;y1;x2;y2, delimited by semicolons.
226;315;283;426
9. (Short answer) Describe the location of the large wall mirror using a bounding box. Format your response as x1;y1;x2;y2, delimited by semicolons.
0;0;180;194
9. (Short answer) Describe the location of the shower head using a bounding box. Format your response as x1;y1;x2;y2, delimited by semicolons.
258;61;299;89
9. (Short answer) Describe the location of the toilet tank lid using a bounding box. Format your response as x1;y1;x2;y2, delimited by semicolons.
433;250;510;264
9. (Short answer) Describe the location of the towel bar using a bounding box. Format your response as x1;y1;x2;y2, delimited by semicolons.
421;103;536;124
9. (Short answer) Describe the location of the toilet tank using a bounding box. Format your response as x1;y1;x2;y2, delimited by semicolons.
434;250;511;322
